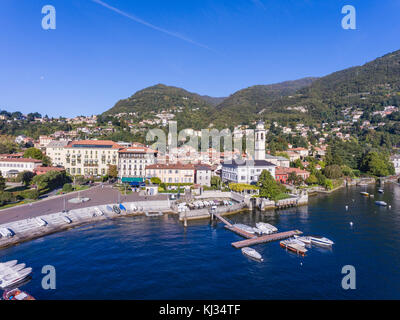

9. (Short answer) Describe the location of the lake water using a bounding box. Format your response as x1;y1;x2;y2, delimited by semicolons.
1;184;399;299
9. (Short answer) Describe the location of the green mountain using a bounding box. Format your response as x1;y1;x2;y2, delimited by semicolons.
103;84;216;129
211;77;317;127
103;49;400;129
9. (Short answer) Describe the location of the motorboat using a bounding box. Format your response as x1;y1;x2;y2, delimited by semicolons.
3;288;35;300
241;247;263;261
112;205;121;214
94;207;104;216
375;201;387;207
62;216;72;224
0;228;14;238
0;260;18;269
119;203;127;211
280;240;308;256
310;236;334;247
233;224;255;234
34;217;47;227
293;235;312;245
290;238;306;247
378;189;384;193
256;222;278;234
252;227;264;235
360;192;369;197
106;205;113;212
0;268;32;290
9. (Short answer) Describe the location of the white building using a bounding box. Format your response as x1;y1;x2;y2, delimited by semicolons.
221;121;276;184
0;158;43;177
118;146;158;182
46;140;70;166
391;155;400;175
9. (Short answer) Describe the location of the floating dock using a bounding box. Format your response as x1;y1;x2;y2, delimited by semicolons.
231;230;303;249
213;213;303;248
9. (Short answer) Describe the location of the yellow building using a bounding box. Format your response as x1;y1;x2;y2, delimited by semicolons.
145;163;195;184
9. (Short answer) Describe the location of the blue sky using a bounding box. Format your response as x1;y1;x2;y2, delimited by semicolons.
1;0;400;117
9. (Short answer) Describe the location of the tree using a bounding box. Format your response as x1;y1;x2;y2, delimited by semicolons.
108;165;118;178
210;176;222;189
305;174;318;185
0;172;6;191
16;171;35;186
324;165;343;179
23;147;44;160
150;177;161;185
257;170;286;200
360;152;395;177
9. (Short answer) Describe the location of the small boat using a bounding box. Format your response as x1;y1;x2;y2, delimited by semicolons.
375;201;387;207
34;217;47;227
293;235;312;245
106;205;113;212
310;236;334;247
119;203;127;211
360;192;369;197
0;268;32;290
94;207;104;216
252;227;263;235
256;222;278;234
3;288;35;300
0;260;18;269
280;240;308;256
378;189;384;193
113;205;121;214
233;224;255;234
0;228;14;238
62;216;72;224
241;247;263;261
290;238;306;247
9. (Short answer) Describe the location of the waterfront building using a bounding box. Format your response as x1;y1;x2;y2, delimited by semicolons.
145;163;196;184
194;164;212;187
118;146;158;182
63;140;122;176
45;140;70;166
275;167;310;184
221;160;276;184
0;158;42;177
391;154;400;175
221;121;276;184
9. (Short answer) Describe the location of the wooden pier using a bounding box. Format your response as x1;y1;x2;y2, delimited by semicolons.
231;230;303;249
213;213;303;249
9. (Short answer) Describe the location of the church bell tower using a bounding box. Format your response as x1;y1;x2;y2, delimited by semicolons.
254;121;266;161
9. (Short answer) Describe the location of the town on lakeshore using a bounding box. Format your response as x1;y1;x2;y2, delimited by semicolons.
2;1;400;303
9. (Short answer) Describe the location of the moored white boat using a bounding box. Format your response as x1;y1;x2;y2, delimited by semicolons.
0;228;14;238
293;235;312;245
62;216;72;224
310;236;334;247
241;247;263;261
378;189;384;193
280;240;308;255
3;288;35;300
34;217;47;227
233;224;255;234
375;201;387;206
256;222;278;234
360;192;369;197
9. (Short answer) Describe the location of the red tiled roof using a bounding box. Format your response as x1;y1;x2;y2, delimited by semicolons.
275;167;309;175
0;158;42;163
66;140;122;149
146;162;196;170
34;166;65;173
